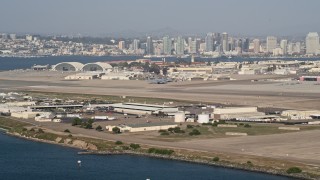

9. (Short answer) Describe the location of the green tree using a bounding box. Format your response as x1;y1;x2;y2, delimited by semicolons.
95;125;103;131
85;123;93;129
38;128;44;133
72;118;82;126
189;129;201;136
130;143;140;150
187;125;194;129
148;148;174;155
115;141;123;145
88;119;94;125
246;161;253;166
286;167;302;174
160;132;170;136
112;127;121;134
212;157;220;162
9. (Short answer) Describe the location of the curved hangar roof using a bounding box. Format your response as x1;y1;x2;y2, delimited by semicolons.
53;62;84;71
82;62;113;72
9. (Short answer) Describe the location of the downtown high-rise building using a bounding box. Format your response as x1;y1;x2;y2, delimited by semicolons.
188;38;199;54
236;39;242;50
253;39;260;54
266;36;277;53
176;36;185;55
187;37;192;53
133;39;140;51
242;38;250;52
280;39;288;55
162;36;172;55
205;33;214;52
294;42;301;54
146;36;153;55
306;32;320;55
118;41;126;50
222;32;229;52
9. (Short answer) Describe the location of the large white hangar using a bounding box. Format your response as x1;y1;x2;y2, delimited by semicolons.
82;62;112;72
53;62;84;71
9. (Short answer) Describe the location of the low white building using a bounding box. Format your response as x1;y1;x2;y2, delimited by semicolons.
309;68;320;73
0;104;30;113
65;72;104;80
101;74;131;80
5;101;36;107
106;122;178;133
213;107;264;120
35;112;55;122
11;112;39;119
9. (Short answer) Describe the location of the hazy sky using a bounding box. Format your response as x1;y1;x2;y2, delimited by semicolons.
1;0;320;36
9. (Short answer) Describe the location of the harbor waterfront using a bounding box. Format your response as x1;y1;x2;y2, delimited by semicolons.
0;132;292;180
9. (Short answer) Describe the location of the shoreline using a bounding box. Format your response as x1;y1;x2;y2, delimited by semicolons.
4;131;309;180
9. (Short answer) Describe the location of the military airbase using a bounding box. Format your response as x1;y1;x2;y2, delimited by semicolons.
1;60;320;171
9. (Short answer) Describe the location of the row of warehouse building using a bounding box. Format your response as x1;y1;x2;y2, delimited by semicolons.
2;99;320;122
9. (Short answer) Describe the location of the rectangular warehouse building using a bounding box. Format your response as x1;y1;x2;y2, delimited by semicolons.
106;122;178;133
110;103;179;115
213;107;265;120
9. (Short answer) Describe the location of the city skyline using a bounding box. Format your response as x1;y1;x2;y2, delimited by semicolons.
1;0;320;37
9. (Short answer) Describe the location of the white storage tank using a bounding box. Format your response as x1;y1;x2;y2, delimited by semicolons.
198;114;209;124
175;113;185;123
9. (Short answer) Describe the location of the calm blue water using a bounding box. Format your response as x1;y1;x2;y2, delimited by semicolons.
0;56;320;70
0;133;292;180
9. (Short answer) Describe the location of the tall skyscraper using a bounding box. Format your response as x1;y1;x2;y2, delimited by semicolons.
188;38;199;54
187;37;192;53
242;38;250;52
133;39;140;51
118;41;126;50
294;42;301;54
176;36;185;55
236;39;243;53
162;36;172;55
280;39;288;55
253;39;260;54
306;32;320;55
146;36;153;55
229;37;235;51
287;43;293;54
214;33;221;46
222;32;229;52
267;36;277;53
205;33;214;52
